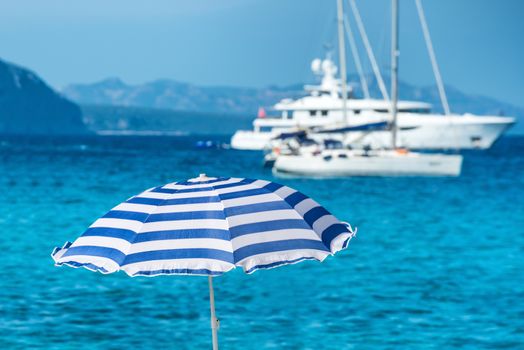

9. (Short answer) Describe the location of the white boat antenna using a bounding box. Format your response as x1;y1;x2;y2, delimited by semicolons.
348;0;390;101
337;0;349;123
415;0;451;115
343;13;371;99
391;0;399;149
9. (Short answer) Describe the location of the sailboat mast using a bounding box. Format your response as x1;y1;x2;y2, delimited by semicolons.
391;0;399;149
337;0;348;122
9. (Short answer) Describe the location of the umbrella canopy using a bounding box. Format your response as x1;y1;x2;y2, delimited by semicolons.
52;174;355;349
52;175;355;276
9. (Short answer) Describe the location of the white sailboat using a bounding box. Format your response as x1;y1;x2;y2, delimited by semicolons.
273;0;463;177
273;149;463;177
231;0;514;151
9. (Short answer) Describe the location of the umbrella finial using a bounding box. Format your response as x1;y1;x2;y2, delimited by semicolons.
188;173;216;183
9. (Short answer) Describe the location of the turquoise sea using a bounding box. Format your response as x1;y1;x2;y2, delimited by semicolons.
1;135;523;349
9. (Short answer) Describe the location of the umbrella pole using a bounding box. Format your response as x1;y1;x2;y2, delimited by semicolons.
208;276;219;350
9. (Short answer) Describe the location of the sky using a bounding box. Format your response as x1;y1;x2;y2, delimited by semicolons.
0;0;522;106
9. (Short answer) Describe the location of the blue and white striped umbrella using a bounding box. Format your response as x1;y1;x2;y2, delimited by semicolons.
52;174;356;349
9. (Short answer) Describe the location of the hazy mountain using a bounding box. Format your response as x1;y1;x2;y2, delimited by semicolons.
81;105;251;135
63;78;304;115
63;76;522;133
0;59;87;135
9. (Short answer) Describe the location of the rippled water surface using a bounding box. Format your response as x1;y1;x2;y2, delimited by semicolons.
1;135;523;349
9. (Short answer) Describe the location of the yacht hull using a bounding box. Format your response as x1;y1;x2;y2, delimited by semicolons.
231;115;514;151
274;152;463;177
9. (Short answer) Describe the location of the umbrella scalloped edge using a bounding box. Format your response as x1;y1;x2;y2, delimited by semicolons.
51;225;356;277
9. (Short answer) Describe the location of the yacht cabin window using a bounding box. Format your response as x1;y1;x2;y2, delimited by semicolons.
321;110;328;116
309;110;317;117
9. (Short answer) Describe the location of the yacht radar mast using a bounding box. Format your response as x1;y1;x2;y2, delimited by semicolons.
336;0;349;123
391;0;399;149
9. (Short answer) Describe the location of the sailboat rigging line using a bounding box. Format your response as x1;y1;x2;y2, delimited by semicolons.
415;0;451;115
343;13;371;99
348;0;390;101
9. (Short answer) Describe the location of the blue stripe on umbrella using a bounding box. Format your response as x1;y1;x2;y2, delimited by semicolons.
213;178;256;189
127;197;165;205
161;196;222;205
321;223;352;248
263;182;284;192
224;201;290;217
62;246;126;264
103;210;150;222
80;227;231;243
234;239;330;262
146;211;226;222
229;219;312;238
122;248;234;265
133;229;231;242
285;192;309;207
219;188;268;200
81;227;137;242
303;207;330;227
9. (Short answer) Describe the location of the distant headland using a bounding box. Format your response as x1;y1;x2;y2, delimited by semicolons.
0;59;87;135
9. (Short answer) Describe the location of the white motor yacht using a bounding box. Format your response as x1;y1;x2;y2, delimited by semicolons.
231;0;514;151
231;56;513;151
